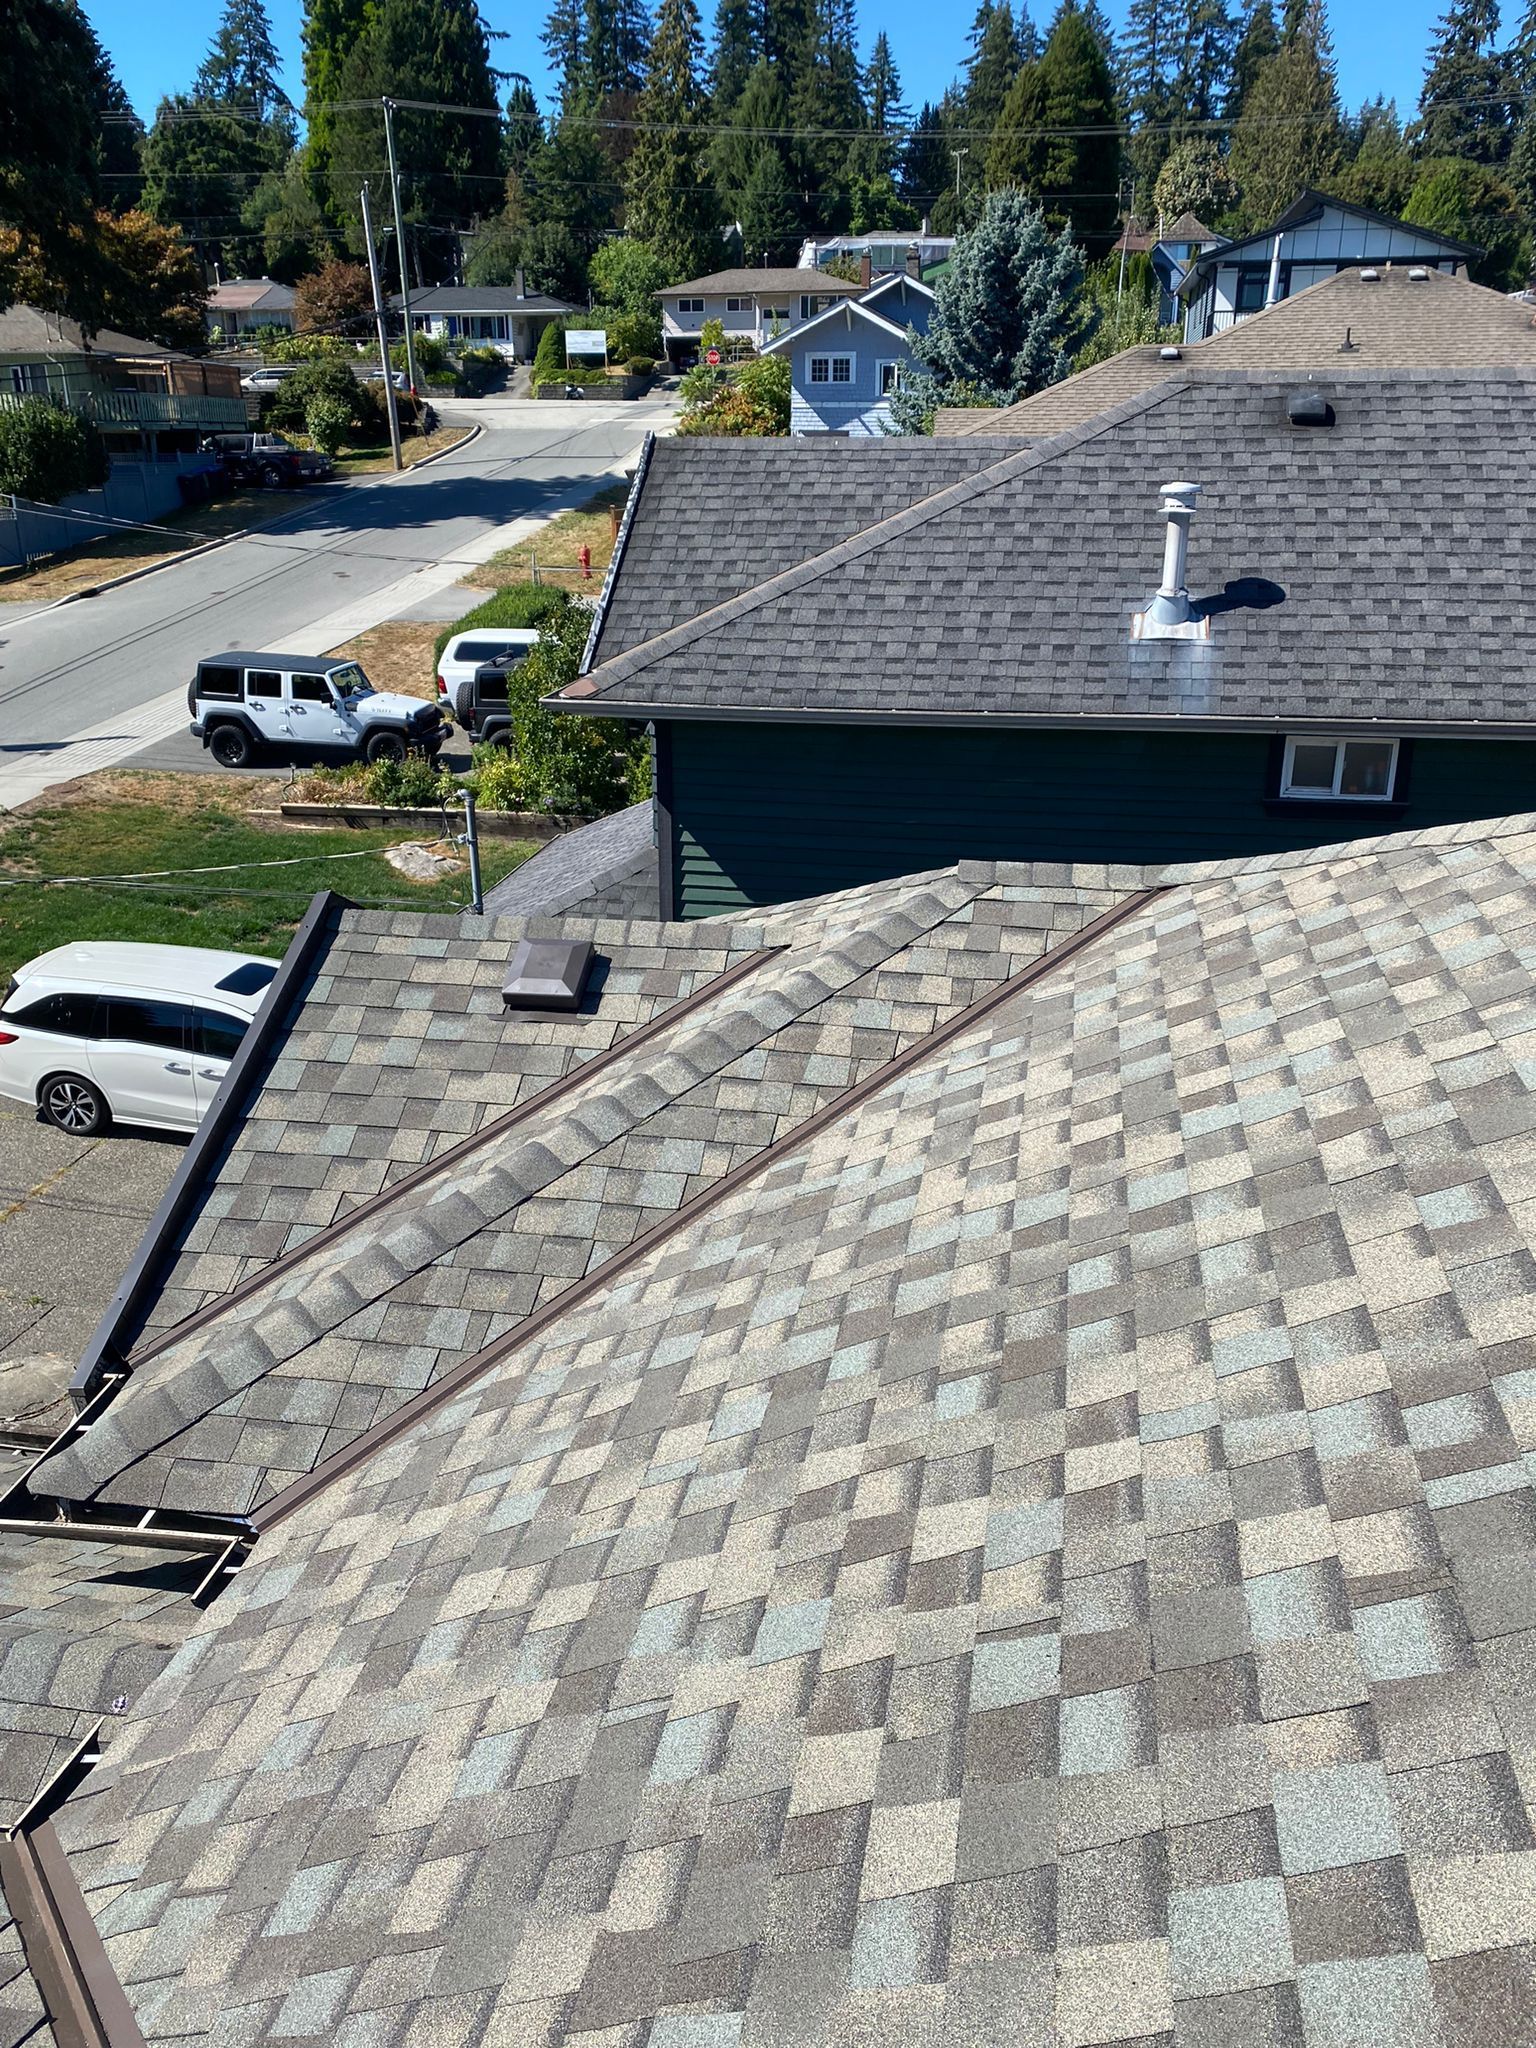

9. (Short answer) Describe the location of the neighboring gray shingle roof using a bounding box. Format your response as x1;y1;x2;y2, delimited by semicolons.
388;287;575;314
35;807;1536;2048
935;266;1536;439
563;370;1536;732
587;435;1021;667
658;269;865;298
0;304;180;359
481;803;659;919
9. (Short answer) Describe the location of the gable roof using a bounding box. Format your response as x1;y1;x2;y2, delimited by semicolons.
1160;209;1219;241
0;304;180;359
584;434;1021;668
658;269;866;299
560;369;1536;733
481;802;659;919
206;278;295;312
759;296;911;354
861;271;936;310
1178;188;1480;295
17;810;1536;2043
390;286;575;314
935;264;1536;439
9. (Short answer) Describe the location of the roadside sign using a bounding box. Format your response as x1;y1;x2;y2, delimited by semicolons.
565;329;606;358
706;347;720;366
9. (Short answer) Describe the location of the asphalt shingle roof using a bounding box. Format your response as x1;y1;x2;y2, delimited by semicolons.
29;808;1536;2048
564;370;1536;732
658;269;865;298
587;435;1022;666
935;267;1536;439
480;803;659;920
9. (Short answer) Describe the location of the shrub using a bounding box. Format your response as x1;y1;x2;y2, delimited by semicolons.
498;605;649;816
433;581;571;659
268;331;358;363
366;755;456;807
625;356;655;376
586;305;662;362
468;744;532;809
0;398;110;504
531;318;567;391
559;364;609;386
265;361;385;440
392;333;454;379
677;353;790;437
305;394;353;456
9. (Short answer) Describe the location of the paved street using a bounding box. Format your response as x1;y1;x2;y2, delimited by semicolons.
0;396;675;809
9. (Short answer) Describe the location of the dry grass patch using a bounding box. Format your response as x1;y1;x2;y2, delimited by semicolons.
7;768;278;824
327;424;474;478
0;490;278;605
478;485;627;593
324;619;441;700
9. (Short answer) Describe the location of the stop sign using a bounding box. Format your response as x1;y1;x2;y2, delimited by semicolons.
706;347;720;366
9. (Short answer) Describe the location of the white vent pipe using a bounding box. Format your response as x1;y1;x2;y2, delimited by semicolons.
1146;481;1202;628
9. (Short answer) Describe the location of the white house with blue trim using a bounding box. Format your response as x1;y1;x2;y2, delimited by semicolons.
761;273;936;436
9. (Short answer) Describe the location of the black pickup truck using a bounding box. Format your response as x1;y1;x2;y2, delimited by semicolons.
202;432;334;488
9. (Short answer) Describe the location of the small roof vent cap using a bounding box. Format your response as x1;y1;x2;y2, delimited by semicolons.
1158;345;1181;359
1286;387;1334;427
1408;265;1430;281
1359;267;1380;282
502;936;595;1013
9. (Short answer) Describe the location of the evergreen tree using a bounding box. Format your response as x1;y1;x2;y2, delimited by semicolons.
542;0;589;103
329;0;502;264
196;0;290;117
0;0;108;320
1227;30;1341;225
865;33;908;140
845;31;914;225
247;155;331;277
1337;97;1415;214
588;0;653;99
764;0;810;71
142;97;279;271
503;79;546;185
1172;0;1237;123
739;145;802;259
626;0;721;277
788;0;865;230
891;187;1082;427
1417;0;1511;164
1226;0;1278;111
712;57;794;215
301;0;370;193
708;0;760;109
82;22;146;214
1120;0;1178;191
965;2;1026;145
1406;155;1530;282
901;101;954;209
988;3;1120;254
521;111;623;287
1509;104;1536;230
1510;0;1536;87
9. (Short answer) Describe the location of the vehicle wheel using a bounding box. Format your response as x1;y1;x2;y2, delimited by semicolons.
40;1074;109;1136
365;730;408;765
260;463;283;488
209;723;254;769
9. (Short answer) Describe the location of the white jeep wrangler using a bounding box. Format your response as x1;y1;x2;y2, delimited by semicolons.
188;653;447;769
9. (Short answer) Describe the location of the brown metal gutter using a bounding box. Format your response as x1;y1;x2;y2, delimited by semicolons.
254;887;1166;1533
0;1820;147;2048
123;942;786;1373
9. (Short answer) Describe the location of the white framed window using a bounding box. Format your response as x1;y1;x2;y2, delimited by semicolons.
1280;735;1400;801
877;360;903;396
725;296;746;313
675;297;705;315
800;293;838;320
808;353;855;386
760;307;790;332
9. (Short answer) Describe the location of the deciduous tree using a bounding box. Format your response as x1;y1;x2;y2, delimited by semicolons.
294;258;374;334
94;209;208;348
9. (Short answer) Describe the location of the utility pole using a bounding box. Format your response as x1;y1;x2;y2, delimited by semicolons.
381;98;420;403
360;181;403;472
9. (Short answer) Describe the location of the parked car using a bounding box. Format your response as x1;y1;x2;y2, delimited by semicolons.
188;652;448;770
239;366;295;394
461;648;538;745
0;944;277;1136
361;368;409;390
437;629;541;723
204;432;333;488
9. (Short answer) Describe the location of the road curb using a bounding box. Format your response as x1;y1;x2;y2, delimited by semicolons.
35;423;483;614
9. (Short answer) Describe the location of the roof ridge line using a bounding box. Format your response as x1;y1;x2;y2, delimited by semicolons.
250;885;1169;1536
120;943;786;1375
557;384;1190;704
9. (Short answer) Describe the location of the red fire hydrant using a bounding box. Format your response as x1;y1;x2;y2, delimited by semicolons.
578;543;592;581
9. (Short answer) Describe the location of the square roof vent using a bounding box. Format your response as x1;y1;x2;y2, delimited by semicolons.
502;936;595;1012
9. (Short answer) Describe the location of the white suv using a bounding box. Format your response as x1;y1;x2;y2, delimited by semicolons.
0;944;277;1136
188;652;447;769
436;630;541;723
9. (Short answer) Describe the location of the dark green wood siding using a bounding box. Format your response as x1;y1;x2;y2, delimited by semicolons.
665;722;1536;917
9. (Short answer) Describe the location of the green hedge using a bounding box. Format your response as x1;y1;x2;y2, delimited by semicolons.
433;581;572;659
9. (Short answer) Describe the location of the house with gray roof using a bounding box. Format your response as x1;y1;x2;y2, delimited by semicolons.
559;368;1536;917
657;269;865;366
391;282;576;360
10;808;1536;2044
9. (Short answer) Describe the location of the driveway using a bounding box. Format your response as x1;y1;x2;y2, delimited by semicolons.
0;397;677;810
0;1098;180;1443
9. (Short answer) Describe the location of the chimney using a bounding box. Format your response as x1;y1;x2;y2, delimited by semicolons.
1132;482;1209;641
906;245;921;279
860;252;872;289
515;266;526;300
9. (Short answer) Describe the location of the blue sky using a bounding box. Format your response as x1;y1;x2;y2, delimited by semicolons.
88;0;1439;132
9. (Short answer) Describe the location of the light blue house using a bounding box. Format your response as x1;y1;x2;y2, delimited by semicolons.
762;273;936;436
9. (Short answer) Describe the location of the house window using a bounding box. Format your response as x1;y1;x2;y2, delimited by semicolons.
676;297;705;314
761;308;790;334
808;354;854;385
800;294;838;320
1234;266;1271;313
1280;735;1400;801
878;360;903;396
725;297;746;313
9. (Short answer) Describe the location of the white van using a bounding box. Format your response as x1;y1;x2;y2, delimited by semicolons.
436;629;541;723
0;943;277;1136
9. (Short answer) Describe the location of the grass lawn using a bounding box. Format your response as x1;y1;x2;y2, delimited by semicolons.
327;423;473;479
0;489;277;605
478;486;627;593
0;781;536;981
